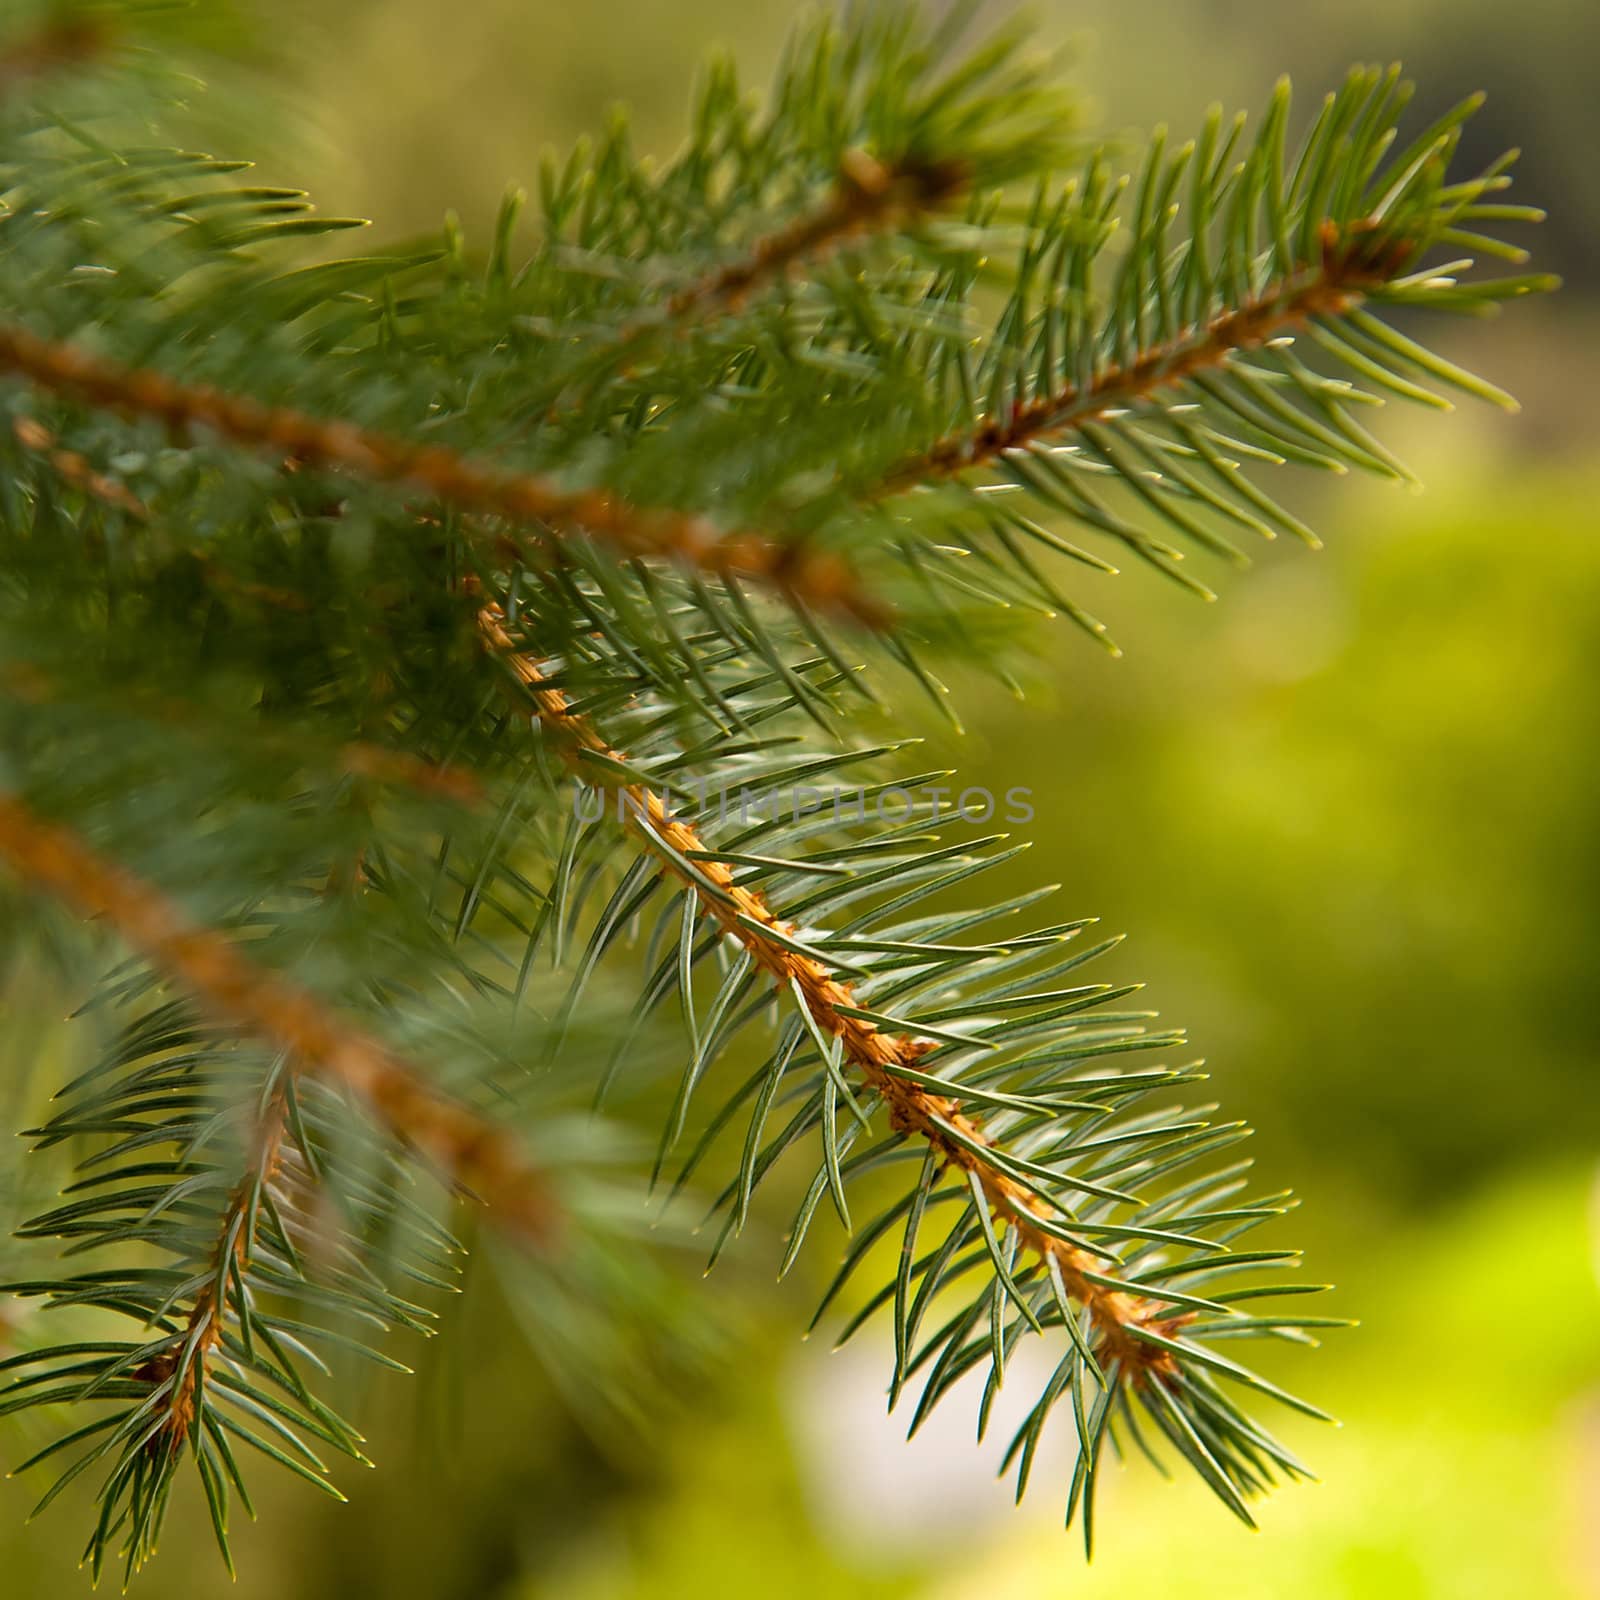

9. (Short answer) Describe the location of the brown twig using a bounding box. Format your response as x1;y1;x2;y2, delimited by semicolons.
0;324;888;626
878;219;1417;495
0;12;108;94
10;415;147;518
134;1084;292;1449
335;741;482;806
656;151;966;328
479;603;1189;1377
0;791;559;1248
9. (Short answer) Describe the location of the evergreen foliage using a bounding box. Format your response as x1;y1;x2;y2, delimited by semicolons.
0;1;1552;1581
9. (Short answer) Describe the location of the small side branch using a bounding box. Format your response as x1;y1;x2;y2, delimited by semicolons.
880;220;1408;494
139;1085;292;1449
658;151;965;326
0;790;558;1246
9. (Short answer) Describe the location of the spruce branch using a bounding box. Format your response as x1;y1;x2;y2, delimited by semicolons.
474;594;1339;1535
3;1011;451;1581
801;72;1551;645
880;217;1411;493
0;4;1555;1575
0;324;887;625
481;603;1193;1377
0;790;558;1244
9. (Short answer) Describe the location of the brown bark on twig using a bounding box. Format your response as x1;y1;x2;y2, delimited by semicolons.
879;220;1414;496
656;151;966;328
0;13;107;94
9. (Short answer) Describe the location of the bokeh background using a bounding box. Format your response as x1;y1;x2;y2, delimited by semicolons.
3;2;1597;1595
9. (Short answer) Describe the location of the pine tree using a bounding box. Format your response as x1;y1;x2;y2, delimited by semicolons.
0;1;1555;1582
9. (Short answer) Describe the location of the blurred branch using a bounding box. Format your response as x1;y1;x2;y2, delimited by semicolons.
0;11;108;94
0;790;558;1245
0;324;888;626
2;663;483;807
10;416;147;518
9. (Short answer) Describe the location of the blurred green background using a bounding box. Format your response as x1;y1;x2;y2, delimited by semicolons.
4;2;1598;1595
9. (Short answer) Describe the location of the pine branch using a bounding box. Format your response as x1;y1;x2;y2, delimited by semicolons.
0;324;887;625
479;604;1188;1375
812;71;1557;645
0;791;557;1244
0;6;1556;1573
880;218;1408;493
